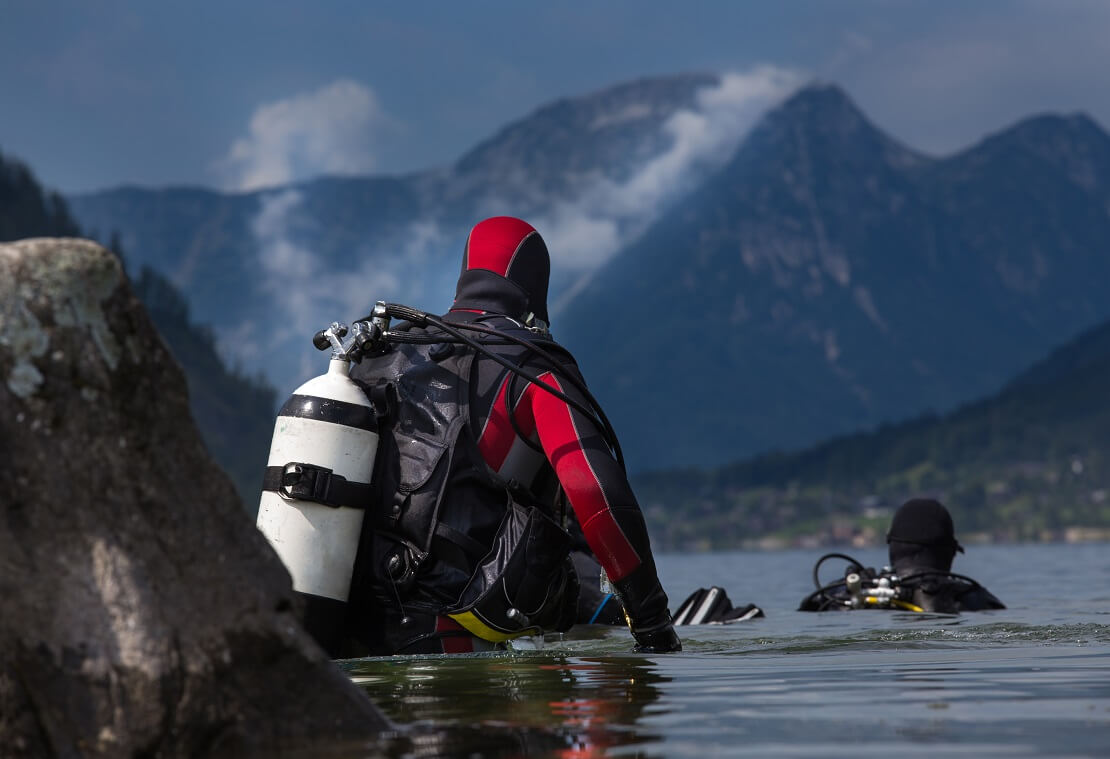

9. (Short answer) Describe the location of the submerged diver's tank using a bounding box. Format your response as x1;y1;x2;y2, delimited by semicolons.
256;323;379;655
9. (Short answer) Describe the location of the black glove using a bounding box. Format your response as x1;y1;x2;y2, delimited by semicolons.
631;617;682;653
611;560;681;653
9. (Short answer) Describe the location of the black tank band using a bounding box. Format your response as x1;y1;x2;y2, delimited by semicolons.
262;463;372;509
278;394;375;431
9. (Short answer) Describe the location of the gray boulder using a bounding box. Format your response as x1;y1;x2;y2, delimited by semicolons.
0;238;390;757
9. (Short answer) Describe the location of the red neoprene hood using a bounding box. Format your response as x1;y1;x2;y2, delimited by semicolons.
453;216;550;323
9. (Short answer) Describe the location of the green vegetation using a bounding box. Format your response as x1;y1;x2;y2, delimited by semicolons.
134;266;276;509
635;320;1110;551
0;149;81;239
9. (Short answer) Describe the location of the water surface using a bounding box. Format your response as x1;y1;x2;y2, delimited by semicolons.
340;543;1110;757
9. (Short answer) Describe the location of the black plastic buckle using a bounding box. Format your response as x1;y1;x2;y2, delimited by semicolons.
281;462;335;505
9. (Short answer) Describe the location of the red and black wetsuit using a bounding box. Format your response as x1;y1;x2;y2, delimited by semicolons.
347;217;678;654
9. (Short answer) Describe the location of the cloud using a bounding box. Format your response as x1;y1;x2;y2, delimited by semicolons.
216;79;392;192
531;66;803;309
542;67;801;269
232;188;447;386
248;188;404;340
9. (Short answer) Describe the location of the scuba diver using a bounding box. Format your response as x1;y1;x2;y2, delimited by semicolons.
334;216;681;655
798;498;1005;613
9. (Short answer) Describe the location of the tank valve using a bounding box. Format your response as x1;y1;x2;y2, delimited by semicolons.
846;572;863;607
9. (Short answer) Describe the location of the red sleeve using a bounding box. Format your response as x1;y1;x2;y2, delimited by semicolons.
526;371;646;582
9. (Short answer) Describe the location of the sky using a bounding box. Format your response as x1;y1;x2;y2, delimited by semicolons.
2;1;1109;195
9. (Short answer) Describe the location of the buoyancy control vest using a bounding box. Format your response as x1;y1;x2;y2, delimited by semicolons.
347;323;578;644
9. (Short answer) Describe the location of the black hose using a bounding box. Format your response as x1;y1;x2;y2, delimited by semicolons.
383;331;468;344
372;304;617;458
354;302;627;469
812;552;866;593
384;331;514;347
894;570;984;589
812;580;852;610
429;316;626;471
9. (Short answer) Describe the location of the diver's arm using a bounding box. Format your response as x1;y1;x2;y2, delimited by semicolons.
528;370;680;652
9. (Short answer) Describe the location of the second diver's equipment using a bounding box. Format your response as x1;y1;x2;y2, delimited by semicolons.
256;321;381;655
798;552;992;612
801;552;924;612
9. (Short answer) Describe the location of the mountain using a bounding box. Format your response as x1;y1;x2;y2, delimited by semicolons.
67;73;726;398
633;315;1110;551
558;84;1110;471
0;148;275;509
449;73;720;216
64;75;1110;478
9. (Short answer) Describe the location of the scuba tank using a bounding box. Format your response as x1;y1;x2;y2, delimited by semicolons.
256;321;380;654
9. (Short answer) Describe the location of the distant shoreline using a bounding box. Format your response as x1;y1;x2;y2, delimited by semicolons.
661;528;1110;553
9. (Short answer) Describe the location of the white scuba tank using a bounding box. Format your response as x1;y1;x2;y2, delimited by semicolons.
256;351;378;653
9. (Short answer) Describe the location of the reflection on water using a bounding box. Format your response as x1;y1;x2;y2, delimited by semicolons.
340;649;669;757
326;544;1110;757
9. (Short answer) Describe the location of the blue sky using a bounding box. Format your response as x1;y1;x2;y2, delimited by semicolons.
3;1;1108;194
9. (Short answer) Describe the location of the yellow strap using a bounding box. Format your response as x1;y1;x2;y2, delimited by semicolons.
864;597;925;612
447;610;535;643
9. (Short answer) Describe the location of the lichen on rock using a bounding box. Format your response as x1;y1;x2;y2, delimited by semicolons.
0;238;124;399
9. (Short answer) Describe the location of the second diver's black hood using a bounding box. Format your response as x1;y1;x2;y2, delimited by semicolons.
887;498;964;574
451;216;550;324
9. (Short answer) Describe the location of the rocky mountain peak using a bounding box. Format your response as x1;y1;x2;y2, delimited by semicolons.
731;81;926;176
453;72;720;177
954;111;1110;192
445;73;721;212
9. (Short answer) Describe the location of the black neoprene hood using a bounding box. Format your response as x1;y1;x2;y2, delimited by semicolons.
887;498;964;572
887;498;963;549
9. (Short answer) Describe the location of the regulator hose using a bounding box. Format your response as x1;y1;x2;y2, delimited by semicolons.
812;552;866;593
894;569;985;590
428;316;626;472
367;303;625;469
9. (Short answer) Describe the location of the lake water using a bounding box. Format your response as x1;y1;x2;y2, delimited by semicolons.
337;542;1110;757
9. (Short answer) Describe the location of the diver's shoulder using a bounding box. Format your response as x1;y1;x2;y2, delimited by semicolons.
955;584;1006;611
479;319;580;363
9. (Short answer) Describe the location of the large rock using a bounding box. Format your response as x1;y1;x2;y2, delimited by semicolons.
0;239;390;757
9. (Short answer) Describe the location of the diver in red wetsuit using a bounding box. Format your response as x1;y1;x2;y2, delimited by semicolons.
344;216;680;655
